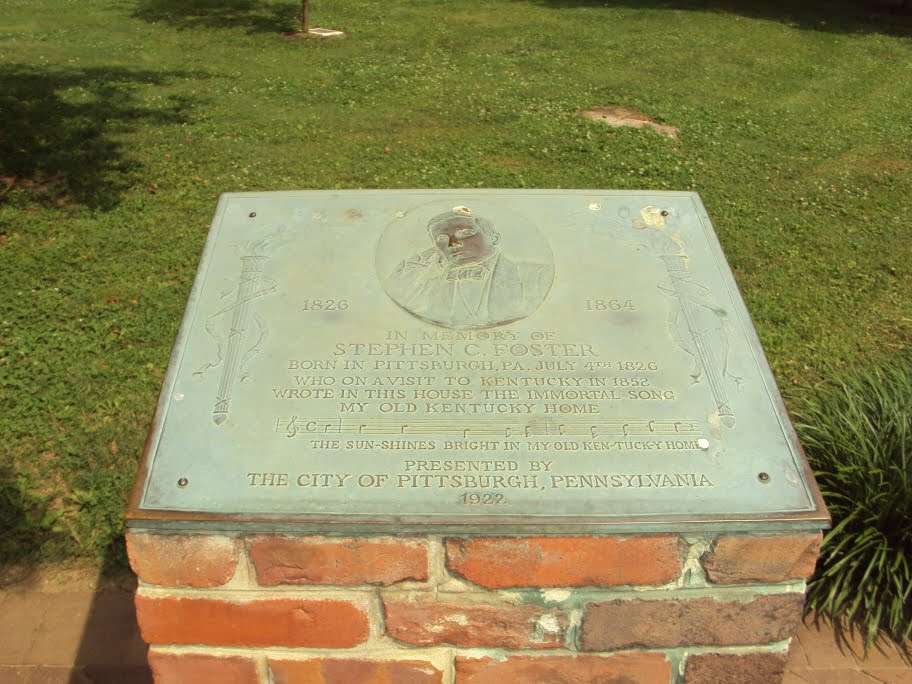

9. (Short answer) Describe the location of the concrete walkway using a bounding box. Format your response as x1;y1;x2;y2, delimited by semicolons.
0;567;149;684
0;567;908;683
785;618;912;684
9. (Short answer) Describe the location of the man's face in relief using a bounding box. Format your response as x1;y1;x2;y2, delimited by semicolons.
431;217;496;266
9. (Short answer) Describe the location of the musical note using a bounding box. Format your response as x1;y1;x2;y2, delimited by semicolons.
285;416;299;438
359;424;367;434
524;424;532;438
591;425;599;438
401;424;409;434
505;427;513;439
558;425;566;436
622;423;630;436
674;421;682;433
647;420;656;433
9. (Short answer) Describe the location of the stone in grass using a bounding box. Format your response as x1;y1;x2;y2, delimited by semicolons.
283;28;345;40
581;105;679;140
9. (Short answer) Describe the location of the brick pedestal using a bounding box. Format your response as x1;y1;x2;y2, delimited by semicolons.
127;531;820;683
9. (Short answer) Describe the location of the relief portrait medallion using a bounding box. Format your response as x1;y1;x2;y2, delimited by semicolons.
377;204;554;330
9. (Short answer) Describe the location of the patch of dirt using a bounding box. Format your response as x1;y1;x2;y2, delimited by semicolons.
581;105;679;140
0;173;63;193
0;173;73;205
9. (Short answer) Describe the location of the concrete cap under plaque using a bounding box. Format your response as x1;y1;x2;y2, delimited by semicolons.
126;190;829;534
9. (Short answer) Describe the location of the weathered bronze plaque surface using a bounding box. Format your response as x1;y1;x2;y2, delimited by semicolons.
127;190;828;532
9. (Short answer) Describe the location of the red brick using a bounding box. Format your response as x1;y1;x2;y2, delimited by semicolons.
445;535;685;588
248;535;428;586
148;651;258;684
580;593;804;650
126;532;239;588
136;594;367;648
684;651;788;683
383;597;567;649
270;658;443;684
455;654;672;683
700;534;822;584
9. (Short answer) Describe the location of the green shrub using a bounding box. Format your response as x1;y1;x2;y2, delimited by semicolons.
793;358;912;647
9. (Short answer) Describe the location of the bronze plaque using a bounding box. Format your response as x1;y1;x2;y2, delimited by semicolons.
127;190;828;532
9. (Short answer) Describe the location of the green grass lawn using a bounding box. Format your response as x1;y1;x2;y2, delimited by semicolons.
1;0;910;568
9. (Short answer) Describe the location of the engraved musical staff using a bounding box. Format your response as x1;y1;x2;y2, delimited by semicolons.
273;417;701;439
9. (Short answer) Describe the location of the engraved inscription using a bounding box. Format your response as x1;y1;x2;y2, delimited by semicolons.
257;320;711;506
262;312;708;509
301;299;349;311
240;459;717;504
585;298;636;312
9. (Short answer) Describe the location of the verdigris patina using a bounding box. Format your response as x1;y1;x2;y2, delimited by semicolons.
127;190;827;533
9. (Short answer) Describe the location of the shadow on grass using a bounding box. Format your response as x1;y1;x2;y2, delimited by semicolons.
0;466;57;585
132;0;299;34
522;0;912;36
0;65;198;210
